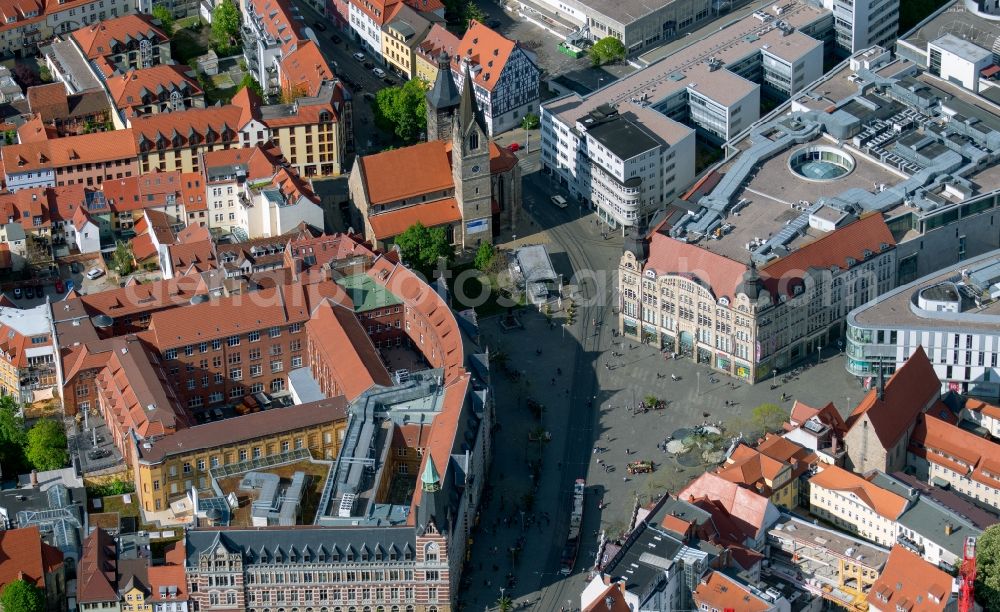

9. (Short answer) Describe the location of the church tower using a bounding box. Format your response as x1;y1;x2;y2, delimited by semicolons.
452;62;492;249
417;457;447;534
425;52;461;142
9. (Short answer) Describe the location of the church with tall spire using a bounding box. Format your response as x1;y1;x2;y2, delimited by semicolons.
347;57;521;251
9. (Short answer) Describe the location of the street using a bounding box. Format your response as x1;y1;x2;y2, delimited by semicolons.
458;166;868;610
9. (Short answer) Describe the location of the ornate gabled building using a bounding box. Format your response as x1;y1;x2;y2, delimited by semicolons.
349;63;520;250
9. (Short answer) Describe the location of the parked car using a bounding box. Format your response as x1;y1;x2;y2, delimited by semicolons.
507;142;521;152
23;286;33;299
331;34;342;44
312;21;326;31
383;77;395;86
487;18;501;28
70;262;81;274
353;52;366;62
372;67;386;78
54;279;64;293
86;267;104;280
12;287;21;299
363;61;375;70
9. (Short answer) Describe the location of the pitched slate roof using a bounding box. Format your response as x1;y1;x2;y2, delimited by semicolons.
847;347;940;448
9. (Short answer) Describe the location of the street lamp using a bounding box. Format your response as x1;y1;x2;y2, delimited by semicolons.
696;371;700;397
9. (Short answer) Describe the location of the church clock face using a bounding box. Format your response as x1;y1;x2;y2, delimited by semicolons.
471;165;481;174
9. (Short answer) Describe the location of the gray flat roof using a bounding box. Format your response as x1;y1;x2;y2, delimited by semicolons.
901;0;1000;59
930;34;992;62
574;0;685;26
897;496;981;560
587;114;660;160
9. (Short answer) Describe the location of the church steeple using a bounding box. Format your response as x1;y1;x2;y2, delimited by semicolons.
426;52;461;142
456;61;487;138
417;457;447;534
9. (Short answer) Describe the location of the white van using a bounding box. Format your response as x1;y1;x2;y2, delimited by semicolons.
550;195;568;208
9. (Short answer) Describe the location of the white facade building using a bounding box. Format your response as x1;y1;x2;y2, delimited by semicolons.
927;34;993;94
821;0;899;55
349;1;384;59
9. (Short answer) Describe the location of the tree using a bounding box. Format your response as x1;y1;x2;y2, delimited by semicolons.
0;396;27;475
239;74;264;98
495;594;513;612
521;113;539;130
0;579;44;612
112;240;134;275
589;36;626;67
751;403;789;433
211;0;241;55
464;1;486;29
37;65;52;83
373;79;427;142
474;241;494;271
977;525;1000;610
395;222;452;277
151;5;175;36
26;419;68;472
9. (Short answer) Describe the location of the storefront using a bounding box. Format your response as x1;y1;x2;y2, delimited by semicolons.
697;347;712;365
716;354;731;373
735;361;752;380
661;333;675;352
679;331;694;354
623;317;638;337
642;324;657;344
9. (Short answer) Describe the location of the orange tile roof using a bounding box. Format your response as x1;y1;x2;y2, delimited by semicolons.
2;129;137;174
250;0;306;54
179;171;205;212
645;231;748;301
26;82;70;120
176;223;211;244
17;114;57;143
762;213;895;295
261;99;342;128
847;346;940;449
103;171;186;213
130;105;245;150
359;140;454;205
231;86;263;127
305;300;392;401
169;240;216;276
809;464;908;520
202;145;280;183
104;65;201;113
454;20;517;93
678;471;775;539
964;398;1000;422
660;513;693;536
45;184;88;222
71;274;212;320
146;564;187;602
71;14;167;59
368;198;462;241
129;233;157;262
693;571;770;612
279;40;333;98
870;546;952;612
0;526;64;590
716;443;787;495
910;413;1000;488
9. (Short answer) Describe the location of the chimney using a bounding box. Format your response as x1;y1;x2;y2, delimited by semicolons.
831;435;839;454
945;522;953;536
30;469;38;488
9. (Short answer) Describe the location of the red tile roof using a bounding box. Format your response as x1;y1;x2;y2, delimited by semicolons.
678;472;775;539
202;145;281;183
416;23;459;65
305;300;392;401
644;232;748;301
77;528;117;603
249;0;305;55
809;464;909;519
2;129;137;174
71;14;167;60
359;140;454;205
146;564;187;602
0;526;64;590
454;20;517;93
169;240;216;276
583;581;632;612
368;197;462;241
762;213;895;295
17;114;57;143
26;82;70;121
130;105;245;151
847;347;940;449
870;546;952;612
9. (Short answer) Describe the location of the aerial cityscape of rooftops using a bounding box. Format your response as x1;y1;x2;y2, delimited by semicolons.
7;0;1000;610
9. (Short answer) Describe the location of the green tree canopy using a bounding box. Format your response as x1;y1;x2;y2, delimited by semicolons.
151;5;175;36
0;396;27;475
211;0;241;55
395;222;452;277
239;75;263;99
112;240;134;276
464;2;486;29
373;79;427;143
589;36;626;67
977;525;1000;609
521;112;539;130
474;241;495;271
0;579;44;612
26;419;68;472
751;402;789;434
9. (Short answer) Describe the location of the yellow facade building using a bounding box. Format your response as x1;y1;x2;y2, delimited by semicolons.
131;398;349;513
380;5;433;80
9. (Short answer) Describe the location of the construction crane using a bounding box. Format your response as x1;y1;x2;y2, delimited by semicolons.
959;536;977;612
